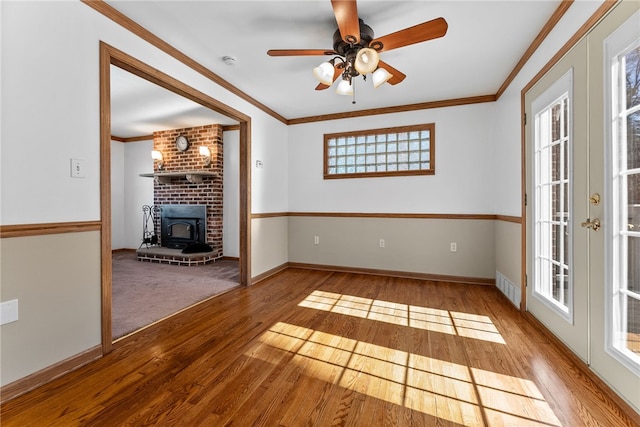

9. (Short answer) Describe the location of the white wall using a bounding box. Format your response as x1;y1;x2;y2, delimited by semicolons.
111;140;154;250
123;140;154;249
0;0;288;386
223;130;240;257
111;141;126;249
492;0;605;216
288;103;496;214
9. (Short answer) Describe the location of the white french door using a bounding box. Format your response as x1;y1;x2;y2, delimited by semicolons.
526;1;640;412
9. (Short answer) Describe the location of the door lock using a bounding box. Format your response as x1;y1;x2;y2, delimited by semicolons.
581;218;601;231
590;193;600;206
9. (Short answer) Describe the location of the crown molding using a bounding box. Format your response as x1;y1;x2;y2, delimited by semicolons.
83;0;575;126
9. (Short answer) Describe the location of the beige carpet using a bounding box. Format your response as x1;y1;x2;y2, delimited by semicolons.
112;251;240;339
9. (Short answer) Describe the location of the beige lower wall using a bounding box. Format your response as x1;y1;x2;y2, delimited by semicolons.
288;216;496;280
494;220;522;287
0;231;102;386
251;216;289;278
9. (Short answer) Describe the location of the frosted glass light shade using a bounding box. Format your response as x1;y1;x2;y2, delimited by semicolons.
354;48;379;74
199;146;211;157
313;61;335;85
151;150;163;161
372;67;393;88
335;79;353;96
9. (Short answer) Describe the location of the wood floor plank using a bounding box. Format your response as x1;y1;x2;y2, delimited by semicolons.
2;268;638;426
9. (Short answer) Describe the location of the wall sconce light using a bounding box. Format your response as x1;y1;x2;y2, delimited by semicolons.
199;146;211;166
151;150;164;170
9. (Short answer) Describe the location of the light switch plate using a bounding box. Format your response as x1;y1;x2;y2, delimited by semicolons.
70;158;85;178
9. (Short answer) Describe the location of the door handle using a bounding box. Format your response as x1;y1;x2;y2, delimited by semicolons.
581;218;600;231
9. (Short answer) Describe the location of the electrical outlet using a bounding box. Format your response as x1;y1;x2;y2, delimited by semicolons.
314;236;319;245
0;300;18;325
379;239;385;248
450;242;457;252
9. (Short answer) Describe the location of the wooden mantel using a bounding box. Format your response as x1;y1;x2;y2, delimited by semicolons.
139;171;218;184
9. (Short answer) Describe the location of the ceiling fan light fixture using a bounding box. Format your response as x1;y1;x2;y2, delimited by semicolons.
372;67;393;88
313;61;335;86
354;47;379;74
335;79;353;96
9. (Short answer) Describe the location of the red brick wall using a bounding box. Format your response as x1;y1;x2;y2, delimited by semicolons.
153;124;223;258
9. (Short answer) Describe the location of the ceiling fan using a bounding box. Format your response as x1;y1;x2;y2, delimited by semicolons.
267;0;448;99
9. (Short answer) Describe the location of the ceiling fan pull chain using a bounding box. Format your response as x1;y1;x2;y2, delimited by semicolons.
352;81;356;104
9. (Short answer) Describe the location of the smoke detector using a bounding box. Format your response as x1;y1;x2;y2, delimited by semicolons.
222;56;237;66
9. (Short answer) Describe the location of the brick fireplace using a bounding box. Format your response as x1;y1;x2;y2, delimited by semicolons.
151;123;223;260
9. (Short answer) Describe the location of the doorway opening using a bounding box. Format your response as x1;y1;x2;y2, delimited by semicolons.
100;42;251;353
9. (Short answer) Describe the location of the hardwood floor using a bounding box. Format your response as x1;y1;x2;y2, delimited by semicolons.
2;268;638;426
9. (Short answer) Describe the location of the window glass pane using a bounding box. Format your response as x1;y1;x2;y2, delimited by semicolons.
325;125;434;177
552;144;560;181
629;173;640;206
609;36;640;370
552;103;561;142
627;111;640;170
533;89;571;318
626;47;640;110
628;236;640;293
626;293;640;357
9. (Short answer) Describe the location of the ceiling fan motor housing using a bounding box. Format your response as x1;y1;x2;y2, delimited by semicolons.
332;19;375;56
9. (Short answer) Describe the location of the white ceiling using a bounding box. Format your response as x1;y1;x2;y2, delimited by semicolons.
107;0;562;137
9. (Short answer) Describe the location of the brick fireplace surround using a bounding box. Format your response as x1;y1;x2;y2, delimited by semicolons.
139;123;223;265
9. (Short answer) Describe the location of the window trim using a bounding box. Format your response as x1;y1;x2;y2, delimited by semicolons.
323;123;435;179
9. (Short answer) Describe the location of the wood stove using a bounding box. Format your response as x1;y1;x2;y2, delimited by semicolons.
160;205;207;249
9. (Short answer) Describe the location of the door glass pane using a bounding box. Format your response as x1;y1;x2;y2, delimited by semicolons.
625;48;640;110
609;39;640;370
534;92;572;317
628;111;640;170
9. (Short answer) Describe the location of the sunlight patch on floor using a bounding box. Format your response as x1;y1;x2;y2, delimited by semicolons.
248;321;561;427
298;290;505;344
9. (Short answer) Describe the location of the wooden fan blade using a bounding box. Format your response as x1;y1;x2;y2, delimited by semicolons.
377;60;406;85
267;49;336;56
316;64;343;90
331;0;360;44
370;17;448;53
